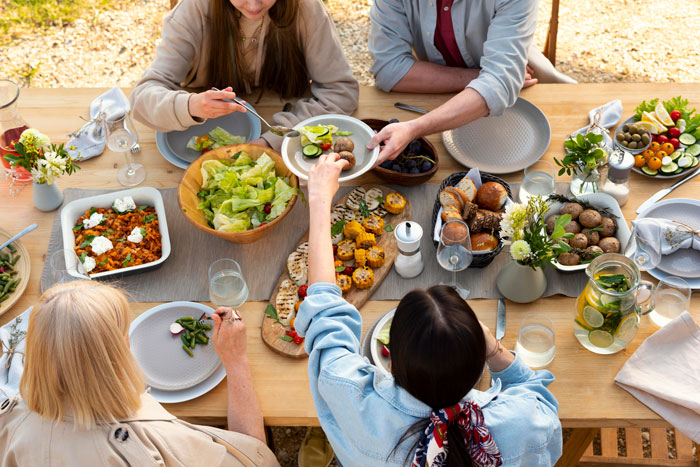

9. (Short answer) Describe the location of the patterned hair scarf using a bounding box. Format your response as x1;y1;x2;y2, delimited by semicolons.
411;399;502;467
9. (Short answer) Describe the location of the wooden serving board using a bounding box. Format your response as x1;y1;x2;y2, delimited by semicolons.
262;184;412;358
0;228;31;317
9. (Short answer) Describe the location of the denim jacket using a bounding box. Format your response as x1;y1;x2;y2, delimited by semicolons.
296;283;563;467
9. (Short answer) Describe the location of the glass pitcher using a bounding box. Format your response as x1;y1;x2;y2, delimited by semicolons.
0;79;32;182
574;253;654;354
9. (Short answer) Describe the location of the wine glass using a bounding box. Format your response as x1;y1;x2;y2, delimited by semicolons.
208;259;249;308
624;218;663;271
104;113;146;186
436;219;473;299
50;249;89;285
519;160;556;203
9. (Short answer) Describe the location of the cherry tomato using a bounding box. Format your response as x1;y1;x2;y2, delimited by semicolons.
259;222;268;227
293;335;304;345
641;149;655;159
670;110;681;121
655;151;668;160
320;142;332;150
649;142;661;152
657;135;669;145
294;301;302;312
343;266;354;276
670;138;680;149
648;156;663;170
333;244;338;256
290;317;295;330
660;142;675;155
668;127;681;138
201;147;212;154
652;134;659;143
298;284;308;299
634;155;647;167
263;203;272;214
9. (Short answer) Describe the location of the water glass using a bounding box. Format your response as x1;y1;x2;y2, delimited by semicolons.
648;277;691;328
519;160;556;203
104;113;146;186
514;314;556;368
624;218;663;271
50;249;89;285
436;219;473;299
208;259;249;308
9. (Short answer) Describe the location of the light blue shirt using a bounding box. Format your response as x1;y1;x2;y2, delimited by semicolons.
368;0;538;115
296;283;563;466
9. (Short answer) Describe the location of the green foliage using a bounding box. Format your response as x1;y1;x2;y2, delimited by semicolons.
554;133;607;176
517;197;573;269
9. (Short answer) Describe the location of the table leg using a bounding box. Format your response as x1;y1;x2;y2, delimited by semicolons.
555;427;597;467
265;426;276;452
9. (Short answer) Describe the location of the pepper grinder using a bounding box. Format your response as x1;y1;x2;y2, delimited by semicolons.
393;221;424;278
601;149;634;206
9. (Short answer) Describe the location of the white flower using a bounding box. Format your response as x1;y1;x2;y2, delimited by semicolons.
19;128;50;150
500;202;528;242
510;240;532;261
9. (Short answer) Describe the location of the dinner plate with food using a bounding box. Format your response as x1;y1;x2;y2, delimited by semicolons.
280;114;380;182
60;187;171;279
0;228;30;317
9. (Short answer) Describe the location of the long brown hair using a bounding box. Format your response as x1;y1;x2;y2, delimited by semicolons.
208;0;310;98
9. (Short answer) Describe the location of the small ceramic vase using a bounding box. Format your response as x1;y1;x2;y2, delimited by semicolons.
33;181;63;211
496;260;547;303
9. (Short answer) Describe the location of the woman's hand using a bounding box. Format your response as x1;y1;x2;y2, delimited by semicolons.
211;307;247;369
480;322;500;358
523;65;538;89
480;320;515;372
308;153;348;207
188;87;248;119
367;120;419;164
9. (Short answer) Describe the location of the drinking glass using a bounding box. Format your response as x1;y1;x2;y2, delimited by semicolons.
519;160;556;203
50;249;89;285
104;113;145;186
436;219;473;299
624;218;663;271
648;276;691;328
208;259;249;308
514;314;556;368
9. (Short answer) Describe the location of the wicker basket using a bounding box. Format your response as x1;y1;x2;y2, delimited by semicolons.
431;172;513;268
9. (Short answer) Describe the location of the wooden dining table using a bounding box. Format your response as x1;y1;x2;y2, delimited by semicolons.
1;83;699;466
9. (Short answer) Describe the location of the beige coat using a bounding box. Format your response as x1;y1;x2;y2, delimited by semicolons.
0;393;280;466
130;0;359;149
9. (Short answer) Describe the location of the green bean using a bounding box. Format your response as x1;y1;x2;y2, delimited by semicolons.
184;329;191;341
2;282;11;295
182;344;194;357
10;255;19;266
199;323;212;330
180;333;189;346
194;333;207;344
181;322;196;331
6;244;16;254
0;294;7;304
189;336;195;349
179;316;195;322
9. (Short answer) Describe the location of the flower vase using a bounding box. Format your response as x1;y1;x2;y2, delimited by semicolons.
496;260;547;303
569;166;602;196
33;181;63;211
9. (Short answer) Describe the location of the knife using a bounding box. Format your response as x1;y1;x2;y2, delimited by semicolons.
636;165;700;214
394;102;429;115
496;299;506;342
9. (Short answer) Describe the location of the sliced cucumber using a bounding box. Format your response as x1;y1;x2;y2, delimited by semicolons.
670;150;684;161
679;133;697;145
686;144;700;156
692;156;699;168
673;168;684;175
677;155;693;168
660;162;679;174
302;144;322;158
641;166;658;176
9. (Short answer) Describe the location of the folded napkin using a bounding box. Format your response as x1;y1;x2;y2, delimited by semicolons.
66;87;132;161
589;100;623;129
615;311;700;442
0;306;32;400
633;218;700;255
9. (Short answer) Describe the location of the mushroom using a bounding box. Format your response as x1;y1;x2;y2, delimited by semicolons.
333;137;354;153
599;237;621;253
579;209;603;228
561;202;584;220
338;151;356;171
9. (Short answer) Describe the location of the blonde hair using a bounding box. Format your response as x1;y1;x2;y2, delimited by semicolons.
20;281;144;429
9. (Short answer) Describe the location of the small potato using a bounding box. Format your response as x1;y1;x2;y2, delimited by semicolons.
600;217;617;237
563;220;581;234
545;215;557;235
587;245;604;254
579;209;603;228
558;252;581;266
581;228;600;245
561;202;584;220
599;236;621;253
570;233;588;249
338;151;356;171
333;137;354;153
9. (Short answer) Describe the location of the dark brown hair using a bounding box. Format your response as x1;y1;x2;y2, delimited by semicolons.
208;0;310;98
390;286;487;466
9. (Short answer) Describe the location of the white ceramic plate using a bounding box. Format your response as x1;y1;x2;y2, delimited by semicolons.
0;228;30;317
545;193;631;272
129;302;225;402
155;110;261;168
442;98;551;174
636;198;700;279
60;187;171;279
280;114;379;182
368;308;395;376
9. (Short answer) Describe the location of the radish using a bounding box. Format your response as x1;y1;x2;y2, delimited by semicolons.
170;322;184;335
381;345;390;357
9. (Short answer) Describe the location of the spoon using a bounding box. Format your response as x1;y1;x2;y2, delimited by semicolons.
0;224;38;251
211;88;299;137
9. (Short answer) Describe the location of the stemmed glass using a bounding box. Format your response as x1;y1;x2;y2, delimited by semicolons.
436;219;473;299
104;113;145;186
208;259;249;308
624;218;663;271
50;249;89;285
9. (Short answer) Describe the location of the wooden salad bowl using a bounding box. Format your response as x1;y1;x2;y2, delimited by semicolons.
177;143;299;244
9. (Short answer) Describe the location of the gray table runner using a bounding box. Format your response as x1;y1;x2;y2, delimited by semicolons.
41;182;587;302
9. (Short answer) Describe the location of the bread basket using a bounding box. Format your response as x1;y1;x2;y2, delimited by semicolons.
431;171;512;268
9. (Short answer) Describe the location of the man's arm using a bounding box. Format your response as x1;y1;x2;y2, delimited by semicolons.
391;61;480;93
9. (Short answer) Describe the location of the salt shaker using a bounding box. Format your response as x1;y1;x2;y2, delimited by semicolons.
601;150;634;206
393;221;424;278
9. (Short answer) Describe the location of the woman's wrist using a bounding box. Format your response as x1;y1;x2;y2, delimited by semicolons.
486;343;515;372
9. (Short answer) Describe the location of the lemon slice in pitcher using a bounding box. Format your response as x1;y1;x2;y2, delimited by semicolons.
588;330;614;348
615;314;638;341
583;306;604;328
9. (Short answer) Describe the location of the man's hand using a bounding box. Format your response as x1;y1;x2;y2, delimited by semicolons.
366;121;418;165
211;307;247;370
188;86;248;119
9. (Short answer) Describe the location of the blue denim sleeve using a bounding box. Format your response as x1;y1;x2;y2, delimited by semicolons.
490;353;559;416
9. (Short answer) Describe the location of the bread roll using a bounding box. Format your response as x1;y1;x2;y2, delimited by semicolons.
476;182;508;211
471;232;498;251
457;177;477;202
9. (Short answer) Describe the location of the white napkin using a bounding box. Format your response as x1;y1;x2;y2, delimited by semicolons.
0;306;32;400
615;312;700;442
66;87;132;161
589;100;623;129
633;218;700;255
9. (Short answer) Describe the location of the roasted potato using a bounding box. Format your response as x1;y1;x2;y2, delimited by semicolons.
599;236;621;253
561;202;584;220
579;209;603;228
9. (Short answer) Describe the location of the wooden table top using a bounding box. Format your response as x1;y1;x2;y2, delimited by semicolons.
1;84;699;428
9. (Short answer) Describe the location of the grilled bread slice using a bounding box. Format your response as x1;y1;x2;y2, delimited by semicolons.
287;242;308;286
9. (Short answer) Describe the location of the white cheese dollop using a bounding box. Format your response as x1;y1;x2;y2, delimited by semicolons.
82;212;104;229
90;236;113;256
114;195;136;213
83;256;96;273
127;226;144;243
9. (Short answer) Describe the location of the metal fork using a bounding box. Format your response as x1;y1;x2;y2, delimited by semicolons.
211;87;299;137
